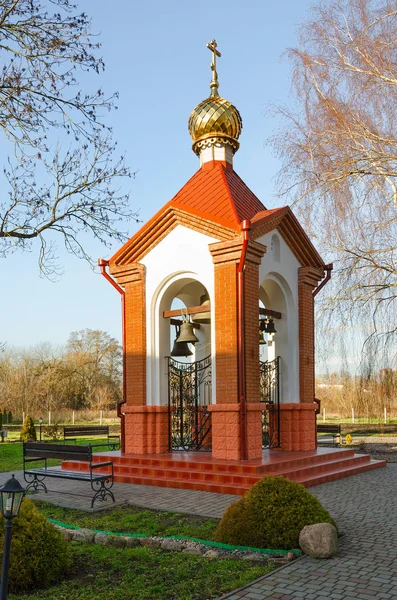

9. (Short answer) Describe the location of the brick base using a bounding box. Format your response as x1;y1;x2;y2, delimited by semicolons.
122;405;168;454
275;403;317;451
208;403;263;460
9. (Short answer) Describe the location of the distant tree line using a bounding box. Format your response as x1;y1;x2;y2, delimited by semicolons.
0;330;122;417
316;368;397;420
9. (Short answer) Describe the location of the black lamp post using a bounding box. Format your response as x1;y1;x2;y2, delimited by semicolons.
0;475;25;600
39;417;43;441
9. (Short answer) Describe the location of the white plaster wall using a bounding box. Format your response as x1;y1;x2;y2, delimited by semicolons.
257;230;301;404
141;225;218;406
199;144;233;166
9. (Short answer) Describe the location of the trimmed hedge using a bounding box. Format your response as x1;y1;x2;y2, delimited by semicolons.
0;498;70;593
215;476;336;550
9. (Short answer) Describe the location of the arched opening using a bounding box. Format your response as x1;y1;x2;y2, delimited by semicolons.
259;273;298;404
151;273;213;451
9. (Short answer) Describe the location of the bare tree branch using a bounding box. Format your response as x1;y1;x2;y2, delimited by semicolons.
272;0;397;343
0;1;138;275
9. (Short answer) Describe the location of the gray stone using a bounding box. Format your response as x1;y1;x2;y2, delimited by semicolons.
299;523;338;559
183;543;203;555
242;552;265;562
94;533;109;545
160;539;185;551
140;537;161;549
125;536;141;548
107;535;126;548
57;528;74;541
203;549;220;560
268;556;289;565
73;528;96;543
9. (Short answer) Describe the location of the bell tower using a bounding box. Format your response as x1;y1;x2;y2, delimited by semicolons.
101;40;326;459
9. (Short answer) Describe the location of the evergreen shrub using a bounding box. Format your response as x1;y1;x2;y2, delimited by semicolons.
20;414;37;441
0;498;70;593
214;476;336;550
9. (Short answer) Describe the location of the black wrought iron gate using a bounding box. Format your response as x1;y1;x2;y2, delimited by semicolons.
168;355;212;451
260;356;281;448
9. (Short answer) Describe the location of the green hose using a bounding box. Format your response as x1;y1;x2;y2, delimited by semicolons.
48;518;301;556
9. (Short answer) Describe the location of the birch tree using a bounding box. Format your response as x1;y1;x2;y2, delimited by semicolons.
273;0;397;341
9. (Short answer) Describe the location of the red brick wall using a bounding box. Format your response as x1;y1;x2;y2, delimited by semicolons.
298;267;324;404
110;263;147;407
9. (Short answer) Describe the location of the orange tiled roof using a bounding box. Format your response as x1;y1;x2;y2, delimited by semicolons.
110;161;266;265
167;161;266;230
109;161;324;268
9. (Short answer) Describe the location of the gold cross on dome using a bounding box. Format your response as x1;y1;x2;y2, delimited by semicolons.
207;39;221;96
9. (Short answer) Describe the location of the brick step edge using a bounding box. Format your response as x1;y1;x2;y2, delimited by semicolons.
111;457;384;495
93;449;357;475
297;459;387;488
112;454;372;484
63;454;374;488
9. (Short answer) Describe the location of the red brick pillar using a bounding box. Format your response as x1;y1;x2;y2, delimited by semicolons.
278;266;324;451
110;264;168;454
298;267;324;403
209;239;266;460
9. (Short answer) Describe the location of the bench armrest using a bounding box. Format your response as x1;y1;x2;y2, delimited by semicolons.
91;461;113;469
24;457;43;463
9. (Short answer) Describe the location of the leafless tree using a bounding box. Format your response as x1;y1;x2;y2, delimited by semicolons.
0;330;122;415
272;0;397;344
0;0;137;276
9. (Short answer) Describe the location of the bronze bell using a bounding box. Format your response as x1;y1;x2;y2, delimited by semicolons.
171;340;193;357
191;294;211;324
177;321;199;345
259;329;267;345
265;318;277;334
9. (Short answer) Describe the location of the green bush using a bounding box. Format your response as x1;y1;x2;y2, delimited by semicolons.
0;498;70;593
214;476;336;550
44;423;62;441
7;410;12;424
20;414;37;441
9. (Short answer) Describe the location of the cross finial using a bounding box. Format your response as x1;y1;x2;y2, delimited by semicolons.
206;39;221;97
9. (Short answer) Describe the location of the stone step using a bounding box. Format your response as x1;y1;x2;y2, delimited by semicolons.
61;451;386;494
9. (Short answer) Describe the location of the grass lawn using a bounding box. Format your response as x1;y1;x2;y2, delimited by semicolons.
0;441;25;471
0;439;113;472
1;444;277;599
10;542;273;600
34;501;219;540
9;503;274;600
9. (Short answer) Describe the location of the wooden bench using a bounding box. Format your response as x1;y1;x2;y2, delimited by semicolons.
23;442;115;508
63;425;120;450
317;424;342;446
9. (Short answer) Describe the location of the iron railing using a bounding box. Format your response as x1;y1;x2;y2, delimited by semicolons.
259;356;281;448
168;355;212;451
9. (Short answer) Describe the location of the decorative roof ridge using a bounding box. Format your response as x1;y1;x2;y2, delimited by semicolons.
217;162;241;227
109;204;238;266
250;205;325;268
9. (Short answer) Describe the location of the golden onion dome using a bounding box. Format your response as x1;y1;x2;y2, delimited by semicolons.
188;40;242;156
188;95;242;155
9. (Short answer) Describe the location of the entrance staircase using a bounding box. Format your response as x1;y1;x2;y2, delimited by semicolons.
61;447;386;495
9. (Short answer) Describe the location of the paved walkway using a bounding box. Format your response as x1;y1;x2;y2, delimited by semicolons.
1;464;397;599
220;464;397;600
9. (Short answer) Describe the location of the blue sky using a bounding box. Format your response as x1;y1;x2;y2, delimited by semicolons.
1;0;315;349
